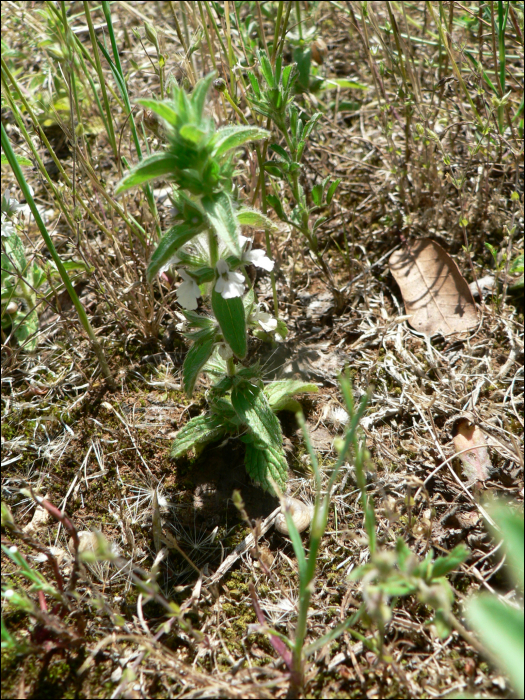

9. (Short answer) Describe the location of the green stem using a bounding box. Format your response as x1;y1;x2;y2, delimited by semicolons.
208;230;219;268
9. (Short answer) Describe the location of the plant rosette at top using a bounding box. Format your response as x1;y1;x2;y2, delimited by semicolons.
115;72;317;494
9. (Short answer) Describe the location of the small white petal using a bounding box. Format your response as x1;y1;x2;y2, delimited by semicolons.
220;274;244;299
176;270;201;310
258;312;278;332
215;260;244;299
243;248;274;271
215;276;227;295
216;259;229;275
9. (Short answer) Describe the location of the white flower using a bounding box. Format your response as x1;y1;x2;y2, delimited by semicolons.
257;311;278;332
176;269;201;310
252;304;278;333
1;214;15;237
215;259;244;299
1;189;24;216
239;236;274;271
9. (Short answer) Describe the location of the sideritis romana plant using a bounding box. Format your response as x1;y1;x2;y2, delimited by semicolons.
116;73;317;494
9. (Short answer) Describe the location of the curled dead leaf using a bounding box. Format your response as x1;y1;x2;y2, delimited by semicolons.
23;502;51;534
453;418;492;482
389;238;479;336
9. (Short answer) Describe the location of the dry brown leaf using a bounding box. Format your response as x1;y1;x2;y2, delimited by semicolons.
453;418;492;482
22;502;51;534
389;238;479;336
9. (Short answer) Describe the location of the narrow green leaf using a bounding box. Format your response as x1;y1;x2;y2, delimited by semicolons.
312;184;323;207
270;143;291;162
1;153;32;166
304;610;362;657
323;78;368;90
267;194;287;221
190;266;215;285
302;112;322;141
326;178;341;205
282;64;295;91
247;71;261;98
257;50;275;87
190;72;216;120
2;233;27;274
231;382;283;450
183;310;216;329
211;289;246;358
147;222;203;283
183;329;216;397
313;216;328;231
202;191;240;256
294;46;312;92
212;126;270;158
136;99;179;127
430;545;469;580
115;152;178;195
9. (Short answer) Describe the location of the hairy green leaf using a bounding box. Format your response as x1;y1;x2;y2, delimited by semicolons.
183;328;216;396
312;184;323;207
115;152;178;195
170;412;226;459
137;99;179;127
202;191;240;256
236;207;275;229
212;126;269;159
264;380;318;412
1;153;32;167
257;50;275;88
183;310;216;330
244;441;288;494
2;232;27;276
179;123;207;144
232;382;282;450
147;222;203;283
211;289;246;358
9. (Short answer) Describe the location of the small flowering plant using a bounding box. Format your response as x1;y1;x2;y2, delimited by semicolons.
116;73;317;494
